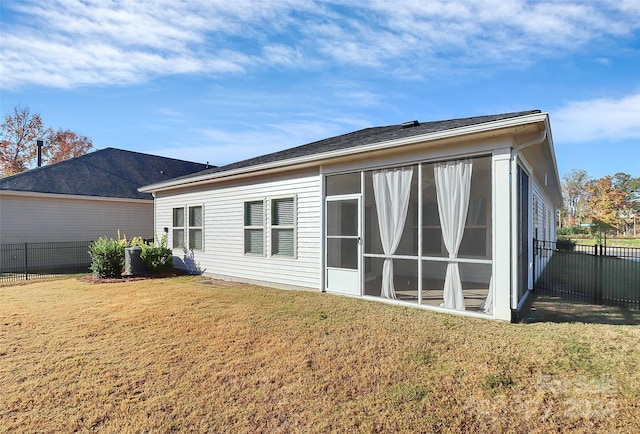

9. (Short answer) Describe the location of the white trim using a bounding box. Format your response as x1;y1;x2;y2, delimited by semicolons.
270;195;297;259
172;206;186;250
243;198;267;256
363;253;492;264
140;113;549;193
361;295;491;319
319;169;326;292
187;204;204;252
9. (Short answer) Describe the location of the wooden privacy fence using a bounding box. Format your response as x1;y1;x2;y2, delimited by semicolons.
534;240;640;310
0;241;91;283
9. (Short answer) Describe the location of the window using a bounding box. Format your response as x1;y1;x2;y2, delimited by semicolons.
172;207;185;249
271;197;296;257
244;200;264;255
188;206;203;250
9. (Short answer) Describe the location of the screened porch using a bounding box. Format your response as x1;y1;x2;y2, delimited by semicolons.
325;155;493;315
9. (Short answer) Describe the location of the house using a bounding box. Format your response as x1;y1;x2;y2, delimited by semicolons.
140;111;562;321
0;147;209;244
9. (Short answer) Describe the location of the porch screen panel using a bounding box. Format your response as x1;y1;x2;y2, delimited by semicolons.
326;173;361;195
365;169;418;256
421;166;447;257
458;156;492;259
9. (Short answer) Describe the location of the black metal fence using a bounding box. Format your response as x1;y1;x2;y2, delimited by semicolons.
534;240;640;310
0;241;91;283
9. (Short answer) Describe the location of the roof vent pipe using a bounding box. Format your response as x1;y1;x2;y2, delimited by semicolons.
37;139;43;167
401;120;420;129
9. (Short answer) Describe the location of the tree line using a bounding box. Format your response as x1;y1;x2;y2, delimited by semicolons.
0;105;93;177
560;169;639;236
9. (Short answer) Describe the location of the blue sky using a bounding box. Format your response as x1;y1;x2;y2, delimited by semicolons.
1;0;638;179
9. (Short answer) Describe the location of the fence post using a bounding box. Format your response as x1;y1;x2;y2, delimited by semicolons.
594;244;603;305
24;242;29;281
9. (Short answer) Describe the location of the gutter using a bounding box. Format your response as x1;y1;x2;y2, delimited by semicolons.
512;129;547;154
141;112;549;193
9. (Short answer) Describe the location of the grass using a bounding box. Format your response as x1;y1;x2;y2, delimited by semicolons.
1;276;640;433
565;237;640;248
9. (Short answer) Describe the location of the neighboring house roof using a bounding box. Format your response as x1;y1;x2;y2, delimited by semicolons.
143;110;543;192
0;148;210;200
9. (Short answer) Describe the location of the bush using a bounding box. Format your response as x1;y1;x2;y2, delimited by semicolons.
556;239;576;251
557;225;584;236
140;234;173;273
89;236;125;278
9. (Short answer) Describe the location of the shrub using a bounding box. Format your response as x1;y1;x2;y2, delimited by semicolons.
557;225;584;236
89;236;125;278
140;234;173;273
556;239;576;251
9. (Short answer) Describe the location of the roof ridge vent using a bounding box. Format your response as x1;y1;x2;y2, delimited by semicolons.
401;120;420;129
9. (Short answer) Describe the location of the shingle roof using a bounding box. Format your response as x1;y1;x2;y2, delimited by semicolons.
170;110;540;182
0;148;210;200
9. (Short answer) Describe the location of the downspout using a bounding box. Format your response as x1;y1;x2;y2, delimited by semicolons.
513;129;547;154
509;129;547;322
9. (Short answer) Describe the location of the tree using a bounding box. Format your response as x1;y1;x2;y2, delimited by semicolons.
561;169;591;227
612;172;640;211
0;105;93;177
45;129;93;164
587;176;630;232
0;105;45;176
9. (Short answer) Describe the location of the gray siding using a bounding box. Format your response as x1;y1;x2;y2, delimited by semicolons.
0;193;153;244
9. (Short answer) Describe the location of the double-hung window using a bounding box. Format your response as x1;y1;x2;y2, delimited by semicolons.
172;207;185;249
271;197;296;257
244;200;265;255
188;206;203;250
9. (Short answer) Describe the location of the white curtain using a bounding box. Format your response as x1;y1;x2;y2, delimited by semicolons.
434;160;473;310
479;275;493;315
372;167;414;299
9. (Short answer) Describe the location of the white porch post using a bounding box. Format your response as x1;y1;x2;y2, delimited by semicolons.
492;149;513;321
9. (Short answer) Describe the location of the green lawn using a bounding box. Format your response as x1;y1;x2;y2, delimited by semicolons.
1;276;639;433
565;237;640;248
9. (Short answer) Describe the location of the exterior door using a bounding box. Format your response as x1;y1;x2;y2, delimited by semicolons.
325;195;361;295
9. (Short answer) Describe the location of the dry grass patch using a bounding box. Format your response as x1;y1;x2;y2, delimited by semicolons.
1;276;639;433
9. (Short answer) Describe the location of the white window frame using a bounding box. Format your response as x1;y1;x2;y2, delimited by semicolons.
270;196;297;258
188;205;204;251
172;206;185;249
244;199;266;255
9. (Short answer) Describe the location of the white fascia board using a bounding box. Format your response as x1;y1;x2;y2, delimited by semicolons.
543;117;564;208
0;190;152;204
141;112;549;193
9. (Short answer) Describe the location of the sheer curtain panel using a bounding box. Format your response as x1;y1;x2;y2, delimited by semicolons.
372;167;414;299
434;160;473;310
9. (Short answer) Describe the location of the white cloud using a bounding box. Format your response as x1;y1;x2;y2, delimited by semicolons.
552;92;640;144
150;119;353;166
1;0;639;89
